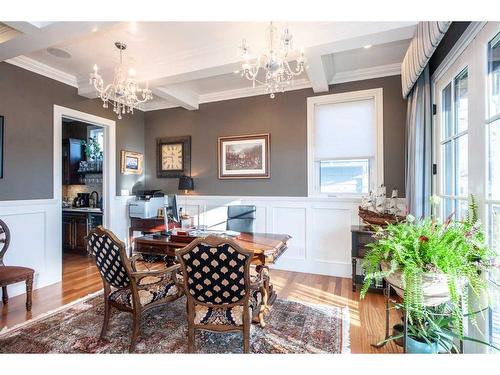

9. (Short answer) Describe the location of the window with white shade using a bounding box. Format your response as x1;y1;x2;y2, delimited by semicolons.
307;89;383;197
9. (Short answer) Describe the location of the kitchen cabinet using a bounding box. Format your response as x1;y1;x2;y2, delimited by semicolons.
62;211;103;254
62;138;84;185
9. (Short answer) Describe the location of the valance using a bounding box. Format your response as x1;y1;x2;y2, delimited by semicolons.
401;21;451;98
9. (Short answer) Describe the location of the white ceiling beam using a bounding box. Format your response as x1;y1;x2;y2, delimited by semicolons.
153;86;199;111
77;80;98;99
0;22;120;62
305;52;329;93
2;22;53;34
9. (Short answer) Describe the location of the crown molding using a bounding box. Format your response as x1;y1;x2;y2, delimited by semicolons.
330;63;401;85
5;55;78;88
198;78;312;105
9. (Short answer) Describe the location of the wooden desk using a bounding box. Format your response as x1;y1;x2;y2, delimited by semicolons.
134;232;291;307
128;217;179;255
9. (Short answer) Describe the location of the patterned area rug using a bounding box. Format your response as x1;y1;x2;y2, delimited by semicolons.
0;294;350;353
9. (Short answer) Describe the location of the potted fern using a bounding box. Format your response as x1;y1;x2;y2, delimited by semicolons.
360;196;496;352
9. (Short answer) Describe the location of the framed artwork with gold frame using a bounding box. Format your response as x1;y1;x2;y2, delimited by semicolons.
157;135;191;178
121;150;143;175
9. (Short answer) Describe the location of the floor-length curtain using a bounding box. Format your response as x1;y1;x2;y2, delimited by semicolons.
405;65;432;218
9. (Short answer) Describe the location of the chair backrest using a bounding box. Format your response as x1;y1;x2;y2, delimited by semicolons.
176;235;253;306
0;218;11;266
86;226;131;289
226;205;256;233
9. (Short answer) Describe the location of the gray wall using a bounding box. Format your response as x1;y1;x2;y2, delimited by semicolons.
0;62;145;201
0;62;406;200
144;75;407;197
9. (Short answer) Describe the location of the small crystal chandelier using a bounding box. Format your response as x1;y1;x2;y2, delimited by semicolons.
89;42;153;119
236;22;307;98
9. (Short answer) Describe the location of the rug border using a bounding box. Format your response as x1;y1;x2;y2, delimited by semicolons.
0;289;103;338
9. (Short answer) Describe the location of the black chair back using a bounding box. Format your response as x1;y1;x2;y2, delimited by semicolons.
226;205;256;233
177;236;252;305
87;228;131;289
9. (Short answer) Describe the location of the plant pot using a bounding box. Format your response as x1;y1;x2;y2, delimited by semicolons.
380;262;463;306
406;335;439;354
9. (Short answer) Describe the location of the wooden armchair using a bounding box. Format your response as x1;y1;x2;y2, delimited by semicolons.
0;218;34;311
86;226;183;352
176;235;265;353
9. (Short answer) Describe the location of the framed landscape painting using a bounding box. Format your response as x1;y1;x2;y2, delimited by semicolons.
218;133;270;179
121;150;143;175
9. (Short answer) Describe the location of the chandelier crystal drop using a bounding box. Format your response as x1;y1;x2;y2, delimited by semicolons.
236;22;307;99
89;42;153;119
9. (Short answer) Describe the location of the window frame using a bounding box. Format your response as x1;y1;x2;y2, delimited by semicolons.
434;64;470;220
88;126;104;151
306;88;384;198
432;21;500;353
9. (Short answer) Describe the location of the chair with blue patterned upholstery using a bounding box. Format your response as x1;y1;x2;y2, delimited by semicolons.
86;226;183;352
176;235;265;353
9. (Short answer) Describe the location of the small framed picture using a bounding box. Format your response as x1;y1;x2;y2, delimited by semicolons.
121;150;143;175
218;133;270;179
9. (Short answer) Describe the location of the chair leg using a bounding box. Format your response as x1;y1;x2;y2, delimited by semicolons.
129;310;141;353
188;324;195;353
1;286;8;305
100;299;111;339
25;275;33;311
243;323;250;354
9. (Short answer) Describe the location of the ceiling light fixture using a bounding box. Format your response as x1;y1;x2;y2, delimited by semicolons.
89;42;153;119
363;44;372;49
235;22;307;99
47;47;72;59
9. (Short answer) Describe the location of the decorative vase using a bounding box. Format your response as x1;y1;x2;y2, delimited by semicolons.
380;262;463;306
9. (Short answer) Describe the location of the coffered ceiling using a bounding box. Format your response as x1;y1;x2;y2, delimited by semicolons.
0;21;417;111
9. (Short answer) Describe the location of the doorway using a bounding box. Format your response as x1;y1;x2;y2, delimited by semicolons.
61;119;104;260
53;105;117;286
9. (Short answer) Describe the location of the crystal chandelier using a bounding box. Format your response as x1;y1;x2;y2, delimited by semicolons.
236;22;307;98
89;42;153;119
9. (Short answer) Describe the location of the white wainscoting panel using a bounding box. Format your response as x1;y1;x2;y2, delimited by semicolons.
271;207;306;261
311;207;352;264
182;195;361;277
0;199;61;298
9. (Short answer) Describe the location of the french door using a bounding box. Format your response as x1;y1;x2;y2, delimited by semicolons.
434;43;472;221
433;22;500;351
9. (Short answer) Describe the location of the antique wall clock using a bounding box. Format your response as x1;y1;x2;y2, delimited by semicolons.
156;136;191;178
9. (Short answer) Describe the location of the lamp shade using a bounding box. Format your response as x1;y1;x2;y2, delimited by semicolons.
178;175;194;191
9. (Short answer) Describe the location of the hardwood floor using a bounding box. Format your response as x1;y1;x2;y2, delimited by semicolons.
0;253;402;353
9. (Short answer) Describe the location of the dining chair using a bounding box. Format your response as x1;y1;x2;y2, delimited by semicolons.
226;205;256;233
176;235;265;353
0;218;34;311
86;226;183;352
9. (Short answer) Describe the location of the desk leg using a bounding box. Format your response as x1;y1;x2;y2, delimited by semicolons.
128;228;134;257
352;258;357;292
254;265;273;326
